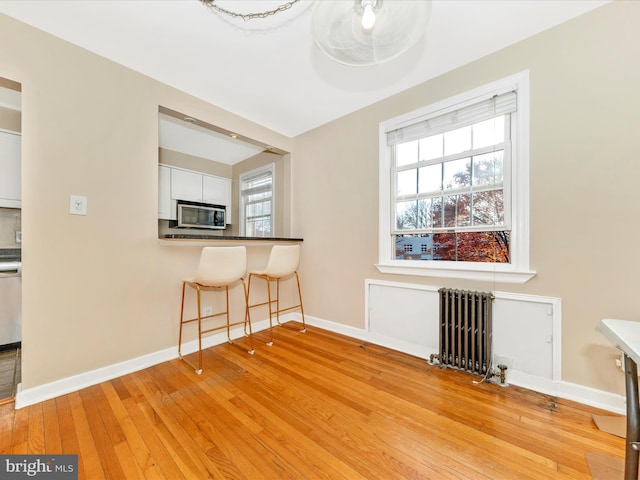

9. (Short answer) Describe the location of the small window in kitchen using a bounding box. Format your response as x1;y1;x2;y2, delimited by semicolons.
239;163;274;238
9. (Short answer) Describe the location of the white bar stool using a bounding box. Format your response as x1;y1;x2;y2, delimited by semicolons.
178;246;254;374
246;244;306;346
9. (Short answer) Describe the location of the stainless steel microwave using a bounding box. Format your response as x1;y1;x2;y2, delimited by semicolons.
176;200;226;230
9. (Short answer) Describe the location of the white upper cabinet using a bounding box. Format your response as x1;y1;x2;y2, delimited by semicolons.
0;131;21;209
170;168;202;203
203;175;229;204
160;164;232;223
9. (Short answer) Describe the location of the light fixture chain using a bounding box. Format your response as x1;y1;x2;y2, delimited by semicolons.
201;0;301;21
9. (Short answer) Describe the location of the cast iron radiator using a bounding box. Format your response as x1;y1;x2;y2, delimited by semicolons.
436;288;494;375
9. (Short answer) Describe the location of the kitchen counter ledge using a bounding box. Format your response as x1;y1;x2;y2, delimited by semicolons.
159;234;303;246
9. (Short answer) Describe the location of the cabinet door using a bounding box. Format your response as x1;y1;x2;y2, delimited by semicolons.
0;131;21;208
202;175;232;224
158;165;176;220
171;168;202;202
202;175;227;205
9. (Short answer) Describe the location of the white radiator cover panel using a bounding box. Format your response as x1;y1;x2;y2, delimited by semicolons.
365;280;561;382
493;298;554;380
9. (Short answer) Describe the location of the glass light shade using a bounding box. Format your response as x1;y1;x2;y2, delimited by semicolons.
312;0;432;66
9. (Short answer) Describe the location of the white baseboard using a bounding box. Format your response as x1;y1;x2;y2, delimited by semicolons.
15;318;273;409
16;313;627;415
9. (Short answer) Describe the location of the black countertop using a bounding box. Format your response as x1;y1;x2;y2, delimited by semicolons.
161;234;303;242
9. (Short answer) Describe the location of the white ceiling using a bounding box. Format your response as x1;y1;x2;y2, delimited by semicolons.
159;112;265;164
0;0;610;140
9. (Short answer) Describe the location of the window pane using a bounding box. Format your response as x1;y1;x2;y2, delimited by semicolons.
473;190;504;226
473;116;505;149
430;231;510;263
456;193;471;227
444;125;471;156
419;134;443;161
417;199;431;229
443;158;471;189
432;232;456;261
431;197;443;228
395;234;435;260
396;140;418;167
397;169;417;196
473;151;503;186
443;195;457;227
396;201;417;230
418;164;441;193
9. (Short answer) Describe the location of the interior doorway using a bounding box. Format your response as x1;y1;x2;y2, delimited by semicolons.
0;76;22;404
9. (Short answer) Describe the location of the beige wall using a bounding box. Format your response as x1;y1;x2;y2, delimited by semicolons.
292;1;640;395
0;105;20;132
0;1;637;398
159;147;233;178
0;12;291;388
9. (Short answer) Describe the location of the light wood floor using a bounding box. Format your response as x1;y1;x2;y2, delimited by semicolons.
0;324;625;479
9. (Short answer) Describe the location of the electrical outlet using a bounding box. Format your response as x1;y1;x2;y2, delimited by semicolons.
203;306;213;316
616;352;624;371
15;231;21;243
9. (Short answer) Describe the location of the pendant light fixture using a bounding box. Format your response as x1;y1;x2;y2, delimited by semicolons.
200;0;432;67
311;0;433;66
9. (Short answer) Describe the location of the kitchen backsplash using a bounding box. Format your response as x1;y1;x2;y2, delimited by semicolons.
0;208;21;248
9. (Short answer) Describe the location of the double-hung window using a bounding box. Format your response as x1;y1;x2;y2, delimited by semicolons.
239;164;274;237
378;72;534;283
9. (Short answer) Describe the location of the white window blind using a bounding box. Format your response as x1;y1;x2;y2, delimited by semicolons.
387;91;517;146
241;170;272;198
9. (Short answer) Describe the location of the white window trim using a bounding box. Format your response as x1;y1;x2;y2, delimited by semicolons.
239;163;275;237
377;71;536;284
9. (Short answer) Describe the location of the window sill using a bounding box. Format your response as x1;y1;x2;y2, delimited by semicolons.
375;262;536;284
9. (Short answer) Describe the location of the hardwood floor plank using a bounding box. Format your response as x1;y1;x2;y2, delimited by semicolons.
68;391;106;479
78;386;127;479
26;403;45;454
0;325;626;479
117;378;186;480
54;394;84;474
100;382;166;480
9;401;28;453
42;399;62;454
117;375;191;479
0;402;15;453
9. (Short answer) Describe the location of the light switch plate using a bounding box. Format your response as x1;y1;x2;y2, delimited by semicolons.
70;195;88;215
